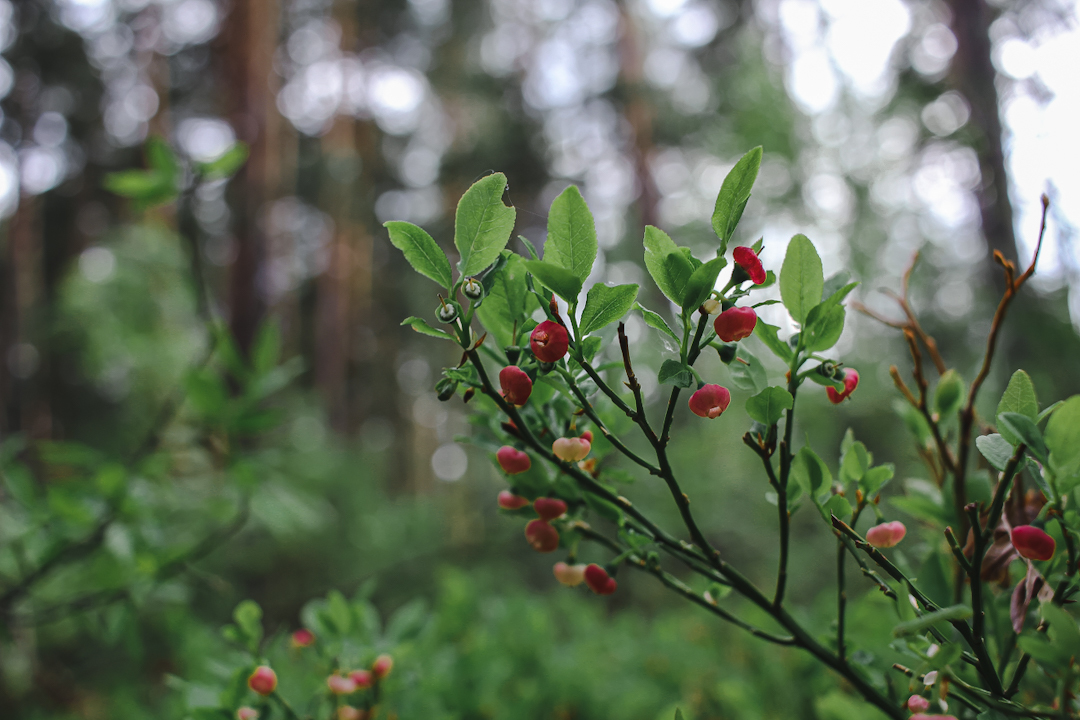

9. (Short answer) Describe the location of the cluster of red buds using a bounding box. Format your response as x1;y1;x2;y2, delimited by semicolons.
525;497;568;552
245;653;392;718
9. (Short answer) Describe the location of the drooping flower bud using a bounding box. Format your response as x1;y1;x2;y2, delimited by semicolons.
497;490;530;510
1012;525;1056;561
348;669;373;689
248;666;278;696
733;246;767;285
714;306;758;342
553;562;587;587
579;430;593;443
525;519;560;552
583;564;617;595
534;497;568;521
291;628;315;648
237;708;259;720
372;654;394;679
337;708;364;720
553;436;591;462
496;446;531;475
907;696;931;712
688;384;731;419
826;368;860;404
462;277;484;301
435;378;458;401
327;674;358;695
530;320;570;362
500;365;532;406
866;521;906;548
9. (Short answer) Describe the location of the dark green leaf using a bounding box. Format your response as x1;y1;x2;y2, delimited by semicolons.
822;271;852;302
1041;602;1080;655
385;221;454;290
711;147;762;253
976;434;1014;472
1046;396;1080;478
681;256;727;314
658;359;694;388
524;260;583;303
779;234;824;325
998;411;1047;463
455;173;516;275
745;386;793;426
580;283;639;336
892;605;972;637
997;370;1039;429
545;185;597;282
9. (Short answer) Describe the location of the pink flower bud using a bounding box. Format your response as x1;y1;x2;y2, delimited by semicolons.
688;384;731;419
499;366;532;405
496;446;531;474
1012;525;1056;561
553;562;587;586
534;497;568;521
348;669;373;689
247;666;277;696
372;654;394;679
583;564;617;595
327;674;358;695
337;708;365;720
530;320;570;362
826;368;860;404
866;521;906;548
525;519;560;552
733;246;767;285
579;429;593;443
907;696;931;712
498;490;530;510
552;436;591;462
291;628;315;648
237;708;259;720
714;306;757;342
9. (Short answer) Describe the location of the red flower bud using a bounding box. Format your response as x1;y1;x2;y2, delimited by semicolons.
237;708;259;720
714;306;757;342
688;384;731;419
248;666;278;696
348;669;373;689
291;628;315;648
525;519;560;552
530;320;569;362
327;674;358;695
553;561;587;586
496;446;531;474
583;564;617;595
553;436;591;461
907;696;930;712
826;368;860;404
865;521;906;548
1012;525;1056;561
733;246;767;285
534;497;568;521
498;490;530;510
372;654;394;679
580;429;593;443
499;366;533;405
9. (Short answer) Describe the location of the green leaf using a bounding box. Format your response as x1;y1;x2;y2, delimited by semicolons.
477;252;532;348
976;434;1015;472
524;260;583;303
792;446;832;498
862;464;894;498
824;494;852;522
233;600;263;649
821;271;852;302
933;370;965;420
998;411;1047;463
1041;602;1080;656
729;348;768;394
840;441;870;484
251;320;281;376
401;317;456;341
580;283;639;336
385;221;454;290
745;386;793;426
754;321;793;362
681;256;727;314
455;173;516;275
892;605;972;637
545;185;597;282
711;147;762;254
1046;396;1080;478
658;359;694;389
674;710;685;720
643;226;694;305
779;234;824;325
803;304;845;352
997;370;1039;429
196;142;249;179
103;170;177;204
1017;635;1069;666
636;303;679;342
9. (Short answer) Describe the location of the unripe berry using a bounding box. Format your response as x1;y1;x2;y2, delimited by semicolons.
530;320;569;362
533;497;568;521
733;246;767;285
348;669;373;689
462;277;484;300
553;562;587;586
865;521;906;548
688;384;731;419
1012;525;1056;561
436;303;459;323
498;490;530;510
237;708;259;720
552;436;591;462
826;368;860;404
372;654;394;679
583;564;617;595
248;666;277;696
714;306;757;342
907;696;931;712
327;674;358;695
291;628;315;648
525;519;560;552
496;446;531;475
337;708;364;720
499;366;532;406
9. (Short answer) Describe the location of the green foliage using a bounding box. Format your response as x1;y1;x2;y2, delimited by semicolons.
386;221;454;291
545;185;598;282
643;226;695;307
779;234;823;326
454;172;517;276
745;386;792;427
711;147;762;253
579;283;639;336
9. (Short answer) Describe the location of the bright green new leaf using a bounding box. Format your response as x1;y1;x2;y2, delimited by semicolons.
933;369;965;420
824;494;852;521
840;441;870;484
1046;396;1080;478
643;226;694;305
754;321;793;362
455;173;516;275
197;142;250;179
524;260;583;303
385;221;454;290
545;185;597;282
636;303;679;342
711;147;762;253
779;234;824;325
401;317;456;342
681;256;727;314
658;359;694;388
997;370;1039;436
580;283;639;336
861;464;894;498
745;386;793;427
